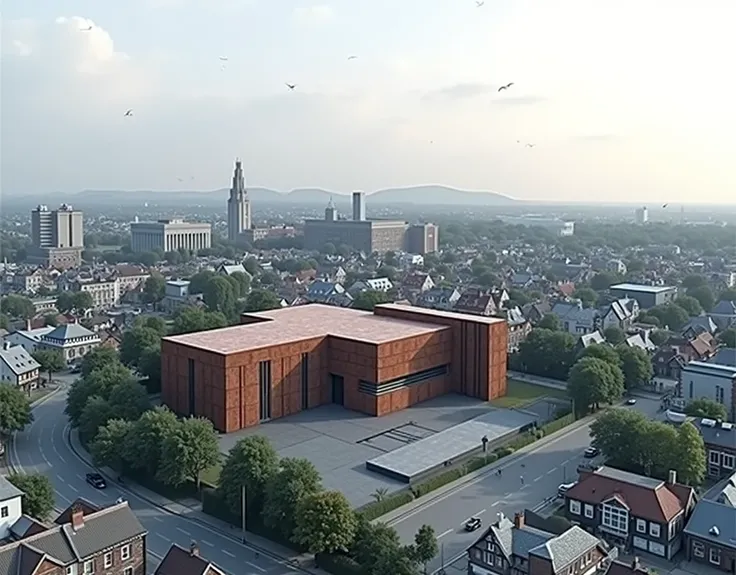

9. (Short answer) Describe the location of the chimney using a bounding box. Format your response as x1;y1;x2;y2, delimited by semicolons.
2;341;10;351
513;512;525;529
25;319;32;331
667;470;677;485
71;504;84;530
189;541;200;557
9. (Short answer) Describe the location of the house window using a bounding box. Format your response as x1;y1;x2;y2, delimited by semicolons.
692;541;705;558
710;547;721;565
636;519;646;533
689;381;693;398
649;523;660;538
83;560;94;574
723;453;735;469
104;553;112;568
121;545;131;560
124;568;134;575
569;500;581;515
0;506;7;518
710;450;721;465
65;567;74;575
602;504;629;534
584;504;594;518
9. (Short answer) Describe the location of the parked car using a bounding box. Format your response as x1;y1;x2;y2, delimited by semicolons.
577;462;600;474
583;447;600;458
465;517;483;532
626;398;637;405
86;472;106;489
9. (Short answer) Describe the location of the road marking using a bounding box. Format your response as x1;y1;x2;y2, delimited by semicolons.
153;517;164;523
177;527;191;536
223;550;236;558
246;563;267;573
437;529;453;539
201;540;214;547
76;474;84;481
546;467;558;475
69;486;79;493
503;493;512;499
157;534;171;542
462;509;486;524
534;476;542;482
491;501;500;507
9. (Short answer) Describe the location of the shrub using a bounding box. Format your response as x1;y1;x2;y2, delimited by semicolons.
358;491;414;521
495;446;514;458
411;468;464;499
316;553;365;575
466;454;496;472
202;487;240;527
542;413;575;435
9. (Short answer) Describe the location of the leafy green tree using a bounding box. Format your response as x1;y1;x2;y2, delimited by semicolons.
719;328;736;348
55;291;76;313
65;362;137;426
264;457;323;539
80;347;120;378
171;306;228;335
682;274;707;289
591;409;649;469
675;421;706;485
243;289;282;313
188;270;216;294
603;326;625;345
675;295;702;317
351;518;403;573
647;303;689;331
516;329;576;380
637;313;661;327
590;272;619;291
229;271;251;296
353;290;391;311
203;276;238;318
0;294;35;319
687;285;715;312
107;379;151;421
90;418;134;471
616;346;653;390
219;435;279;515
44;314;58;326
120;326;161;369
73;291;94;312
684;398;728;420
0;385;34;434
567;357;624;413
577;343;621;367
7;473;54;520
135;315;167;335
412;525;438;573
649;329;671;346
573;287;597;307
371;548;420;575
78;396;116;443
142;272;166;304
139;347;162;389
32;349;65;384
123;407;180;476
157;417;220;488
537;314;560;330
293;491;357;554
719;288;736;302
0;313;9;329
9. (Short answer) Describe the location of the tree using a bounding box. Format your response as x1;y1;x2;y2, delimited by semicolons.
0;294;35;319
90;418;134;471
32;349;65;384
157;417;220;488
682;274;707;289
590;272;619;291
412;525;438;573
647;303;689;331
264;457;323;539
171;306;228;335
78;396;116;443
73;291;94;313
577;343;621;368
136;315;167;335
616;346;653;390
353;290;391;311
243;289;281;313
684;398;728;420
123;407;180;476
139;346;162;389
142;272;166;304
719;288;736;302
0;385;34;434
293;491;357;554
0;313;9;329
219;435;279;515
674;295;702;317
675;421;706;485
229;271;251;296
603;326;625;345
7;473;54;520
120;326;161;369
515;329;576;380
567;357;624;413
719;328;736;348
573;287;597;307
351;518;404;573
107;379;151;421
591;409;650;469
80;347;120;378
687;285;715;312
537;314;560;331
203;276;238;318
65;362;136;427
187;270;215;294
44;314;58;326
55;291;76;314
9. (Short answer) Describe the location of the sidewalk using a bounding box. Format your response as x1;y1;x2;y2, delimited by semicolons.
67;427;329;575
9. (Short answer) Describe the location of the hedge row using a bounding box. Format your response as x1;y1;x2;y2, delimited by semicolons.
358;490;415;521
315;553;364;575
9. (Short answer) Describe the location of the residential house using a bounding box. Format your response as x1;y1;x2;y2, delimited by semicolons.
574;331;606;354
0;500;147;575
499;307;532;353
709;300;736;331
0;342;40;391
0;476;23;541
60;277;121;309
348;277;393;294
467;511;610;575
398;253;424;268
682;316;718;338
113;265;150;293
522;301;552;325
652;332;719;379
551;301;600;335
161;280;204;313
709;348;736;367
154;542;226;575
454;290;500;316
563;467;695;559
316;265;347;284
11;269;47;295
415;287;461;311
607;260;627;275
600;299;640;331
304;281;353;307
695;418;736;479
401;272;435;296
680;361;736;421
7;323;101;364
216;263;251;280
510;273;535;289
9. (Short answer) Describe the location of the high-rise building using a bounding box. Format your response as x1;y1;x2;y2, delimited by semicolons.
28;204;84;268
325;197;338;221
406;223;439;255
635;206;649;224
227;159;251;242
352;191;365;221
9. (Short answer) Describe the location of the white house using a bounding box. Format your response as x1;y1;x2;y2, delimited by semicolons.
680;361;736;420
0;342;40;390
7;323;100;364
348;277;394;294
0;475;23;540
600;298;640;331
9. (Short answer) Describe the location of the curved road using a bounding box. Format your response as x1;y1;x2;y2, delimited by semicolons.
10;381;299;575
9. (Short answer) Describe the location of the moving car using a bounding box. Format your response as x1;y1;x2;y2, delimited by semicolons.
583;447;600;458
626;398;637;405
86;472;106;489
558;482;576;497
465;517;483;532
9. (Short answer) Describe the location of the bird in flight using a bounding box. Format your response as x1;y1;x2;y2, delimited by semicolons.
177;177;184;182
124;109;133;117
498;83;514;92
285;83;297;90
662;203;669;208
219;56;228;61
80;24;93;31
476;1;485;6
347;55;357;60
525;143;535;148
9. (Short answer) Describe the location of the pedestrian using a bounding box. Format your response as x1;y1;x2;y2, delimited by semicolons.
520;475;524;486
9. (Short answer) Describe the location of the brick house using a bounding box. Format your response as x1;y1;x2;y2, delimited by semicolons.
154;542;226;575
467;511;611;575
563;467;695;560
684;482;736;572
0;500;147;575
694;418;736;479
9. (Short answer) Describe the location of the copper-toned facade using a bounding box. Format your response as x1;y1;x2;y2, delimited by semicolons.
161;304;507;433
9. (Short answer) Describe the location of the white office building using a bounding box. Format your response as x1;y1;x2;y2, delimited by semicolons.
130;219;212;253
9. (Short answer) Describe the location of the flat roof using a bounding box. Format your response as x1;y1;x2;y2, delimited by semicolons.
375;303;506;325
164;304;449;355
609;283;676;294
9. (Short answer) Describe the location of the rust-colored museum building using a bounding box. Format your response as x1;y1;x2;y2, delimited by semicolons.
161;303;508;433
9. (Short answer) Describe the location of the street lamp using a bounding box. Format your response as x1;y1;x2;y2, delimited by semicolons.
241;484;248;544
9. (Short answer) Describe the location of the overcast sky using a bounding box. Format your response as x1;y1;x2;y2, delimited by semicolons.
2;0;735;204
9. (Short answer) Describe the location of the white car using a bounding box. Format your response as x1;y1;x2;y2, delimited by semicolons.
626;398;637;405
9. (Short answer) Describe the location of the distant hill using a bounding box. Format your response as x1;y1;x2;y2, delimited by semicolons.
369;185;517;206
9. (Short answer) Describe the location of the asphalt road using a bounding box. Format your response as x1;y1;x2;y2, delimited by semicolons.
389;397;662;574
10;380;300;575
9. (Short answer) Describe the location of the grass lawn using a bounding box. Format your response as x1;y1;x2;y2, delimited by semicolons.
491;379;567;409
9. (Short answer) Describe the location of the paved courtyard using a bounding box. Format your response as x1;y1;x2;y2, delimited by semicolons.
218;393;561;508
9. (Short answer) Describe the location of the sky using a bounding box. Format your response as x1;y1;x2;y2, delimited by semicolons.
2;0;735;204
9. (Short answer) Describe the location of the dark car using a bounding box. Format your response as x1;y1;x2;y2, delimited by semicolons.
584;447;600;459
465;517;482;532
86;472;106;489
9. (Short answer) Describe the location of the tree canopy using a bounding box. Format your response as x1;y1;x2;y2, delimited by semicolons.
684;398;728;420
0;385;34;434
171;306;228;335
514;329;576;380
352;290;391;311
219;436;279;515
567;356;624;413
293;491;357;554
0;294;35;319
32;349;65;382
7;473;54;520
243;289;282;313
264;457;323;540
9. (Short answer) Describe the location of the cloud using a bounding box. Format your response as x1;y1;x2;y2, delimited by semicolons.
293;5;334;25
422;83;494;101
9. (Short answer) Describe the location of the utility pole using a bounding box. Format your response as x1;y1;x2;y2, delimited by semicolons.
241;484;247;544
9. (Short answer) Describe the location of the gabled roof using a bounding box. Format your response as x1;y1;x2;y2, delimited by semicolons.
529;525;600;572
43;323;95;341
684;499;736;549
0;476;24;502
0;345;40;377
154;544;226;575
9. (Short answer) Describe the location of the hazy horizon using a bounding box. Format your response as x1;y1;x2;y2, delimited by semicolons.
2;0;735;204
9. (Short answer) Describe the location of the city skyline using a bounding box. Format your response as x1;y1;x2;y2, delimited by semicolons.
2;0;735;204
